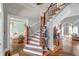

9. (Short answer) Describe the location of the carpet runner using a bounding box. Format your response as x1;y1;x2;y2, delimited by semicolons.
23;32;43;56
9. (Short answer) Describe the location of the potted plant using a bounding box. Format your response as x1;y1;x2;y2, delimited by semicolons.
18;35;25;44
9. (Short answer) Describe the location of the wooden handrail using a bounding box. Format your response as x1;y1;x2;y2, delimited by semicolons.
44;13;46;26
45;3;57;14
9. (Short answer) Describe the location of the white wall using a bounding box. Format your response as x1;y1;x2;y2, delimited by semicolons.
48;3;79;50
68;4;79;17
47;4;70;49
3;4;29;55
0;4;4;56
52;3;79;27
6;3;50;36
28;18;40;36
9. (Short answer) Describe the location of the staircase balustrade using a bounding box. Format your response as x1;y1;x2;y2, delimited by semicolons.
40;3;69;51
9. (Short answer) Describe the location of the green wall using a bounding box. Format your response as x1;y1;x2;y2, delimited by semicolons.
14;22;24;34
10;21;24;35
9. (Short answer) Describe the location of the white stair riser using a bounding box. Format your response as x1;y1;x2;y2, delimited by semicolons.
34;35;40;38
31;38;40;41
35;33;40;35
34;34;40;36
25;45;42;49
29;41;40;45
23;31;43;56
23;49;42;55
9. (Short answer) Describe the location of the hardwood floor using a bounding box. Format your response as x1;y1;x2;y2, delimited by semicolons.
43;36;79;56
72;40;79;56
43;48;73;56
9;35;79;56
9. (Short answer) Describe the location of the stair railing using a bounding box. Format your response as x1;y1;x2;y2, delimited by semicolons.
43;3;69;47
39;3;70;55
40;3;67;45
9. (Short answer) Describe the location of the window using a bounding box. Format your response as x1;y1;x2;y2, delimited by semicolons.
10;20;25;38
69;26;73;35
73;26;78;35
62;27;64;36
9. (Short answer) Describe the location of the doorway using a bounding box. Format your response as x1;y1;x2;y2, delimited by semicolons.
8;16;26;55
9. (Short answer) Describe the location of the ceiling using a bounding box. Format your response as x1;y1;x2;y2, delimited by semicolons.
61;15;79;26
6;3;50;20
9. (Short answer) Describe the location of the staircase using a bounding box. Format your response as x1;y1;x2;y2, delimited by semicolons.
23;32;43;56
22;3;69;56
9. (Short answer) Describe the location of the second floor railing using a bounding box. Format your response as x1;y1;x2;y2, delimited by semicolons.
44;3;69;25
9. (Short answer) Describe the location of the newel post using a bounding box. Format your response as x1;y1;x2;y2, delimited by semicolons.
24;24;29;44
40;16;43;46
44;13;46;26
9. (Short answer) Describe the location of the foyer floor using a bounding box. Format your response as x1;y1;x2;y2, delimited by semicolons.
44;36;79;56
11;35;79;56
